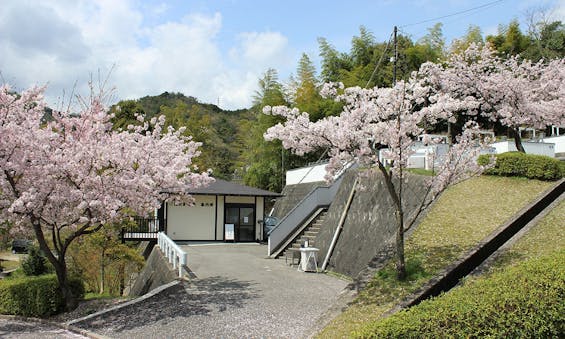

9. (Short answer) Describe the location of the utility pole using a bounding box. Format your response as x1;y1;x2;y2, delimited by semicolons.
393;26;398;86
281;147;284;189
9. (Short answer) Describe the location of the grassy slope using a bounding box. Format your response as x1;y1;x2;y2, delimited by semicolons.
355;193;565;337
318;176;554;338
488;197;564;271
357;250;564;338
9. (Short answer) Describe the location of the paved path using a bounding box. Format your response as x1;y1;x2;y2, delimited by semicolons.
75;243;348;338
0;318;86;339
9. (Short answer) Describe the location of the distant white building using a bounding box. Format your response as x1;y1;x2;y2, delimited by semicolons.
541;135;565;156
285;162;352;185
490;141;556;157
285;163;328;185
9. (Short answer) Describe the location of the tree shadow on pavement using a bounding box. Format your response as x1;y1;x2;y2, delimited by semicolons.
75;276;259;333
0;319;68;337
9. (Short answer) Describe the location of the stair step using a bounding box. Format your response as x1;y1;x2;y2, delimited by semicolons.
280;208;328;257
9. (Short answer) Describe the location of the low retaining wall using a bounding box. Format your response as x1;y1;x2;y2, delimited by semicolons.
128;246;179;297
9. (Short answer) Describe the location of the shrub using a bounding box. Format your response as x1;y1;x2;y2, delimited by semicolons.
0;274;84;317
356;250;565;338
478;152;564;180
21;245;49;276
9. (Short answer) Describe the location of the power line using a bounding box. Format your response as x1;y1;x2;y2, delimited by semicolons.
400;0;506;29
365;1;507;88
365;30;394;88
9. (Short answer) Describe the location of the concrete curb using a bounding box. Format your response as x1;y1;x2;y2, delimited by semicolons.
0;314;109;339
67;280;182;327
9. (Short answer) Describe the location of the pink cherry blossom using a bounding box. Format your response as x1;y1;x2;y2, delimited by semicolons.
265;66;492;279
425;43;565;152
0;85;212;309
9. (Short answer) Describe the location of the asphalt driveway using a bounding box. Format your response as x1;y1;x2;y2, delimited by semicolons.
76;243;349;338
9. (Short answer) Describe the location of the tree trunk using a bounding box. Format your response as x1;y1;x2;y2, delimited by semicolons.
30;219;78;311
513;127;526;153
119;263;125;296
377;164;407;281
99;249;105;294
395;209;406;280
53;260;78;311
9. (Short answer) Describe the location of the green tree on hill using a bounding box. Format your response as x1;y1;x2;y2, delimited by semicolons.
239;68;288;192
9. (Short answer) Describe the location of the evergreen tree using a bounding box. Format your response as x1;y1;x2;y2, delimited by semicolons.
240;69;288;191
318;37;351;83
525;20;565;60
487;20;530;56
451;25;484;54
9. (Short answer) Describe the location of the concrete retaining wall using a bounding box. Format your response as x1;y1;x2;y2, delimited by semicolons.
128;246;178;297
271;181;325;219
316;169;429;277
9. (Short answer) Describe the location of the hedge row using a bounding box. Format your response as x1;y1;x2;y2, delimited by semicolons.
478;152;564;180
355;250;565;338
0;274;84;317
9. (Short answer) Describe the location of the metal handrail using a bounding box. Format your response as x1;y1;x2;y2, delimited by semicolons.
267;174;345;256
125;217;163;233
157;232;187;277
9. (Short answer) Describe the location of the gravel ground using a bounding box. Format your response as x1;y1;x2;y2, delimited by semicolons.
72;243;349;338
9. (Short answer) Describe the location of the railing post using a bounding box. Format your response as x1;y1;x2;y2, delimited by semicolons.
181;252;187;265
156;232;188;278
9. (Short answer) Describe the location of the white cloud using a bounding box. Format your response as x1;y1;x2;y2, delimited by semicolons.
233;31;290;71
549;0;565;21
0;0;291;110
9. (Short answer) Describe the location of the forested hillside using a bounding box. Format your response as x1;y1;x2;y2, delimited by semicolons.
109;92;245;181
110;18;564;192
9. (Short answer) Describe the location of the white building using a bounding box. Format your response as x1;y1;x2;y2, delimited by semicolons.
123;180;280;242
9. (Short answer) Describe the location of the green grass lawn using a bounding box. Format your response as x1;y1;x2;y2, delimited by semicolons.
482;196;564;272
354;195;565;338
317;175;555;338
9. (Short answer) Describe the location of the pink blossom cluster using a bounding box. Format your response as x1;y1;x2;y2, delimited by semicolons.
425;43;565;130
0;85;212;236
264;68;490;195
265;43;564;199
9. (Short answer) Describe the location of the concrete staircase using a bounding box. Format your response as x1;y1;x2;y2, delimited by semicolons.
279;210;327;259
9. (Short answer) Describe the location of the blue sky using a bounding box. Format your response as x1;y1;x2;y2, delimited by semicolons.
1;0;564;109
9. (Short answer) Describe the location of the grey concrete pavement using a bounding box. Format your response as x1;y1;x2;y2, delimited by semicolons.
75;243;349;338
0;318;86;339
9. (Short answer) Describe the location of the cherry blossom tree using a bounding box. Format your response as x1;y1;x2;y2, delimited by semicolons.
265;71;491;279
427;44;565;152
0;85;212;309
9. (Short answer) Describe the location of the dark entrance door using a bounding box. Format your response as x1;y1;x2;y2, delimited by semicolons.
225;204;255;242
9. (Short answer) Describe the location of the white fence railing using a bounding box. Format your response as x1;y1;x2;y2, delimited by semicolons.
157;232;187;277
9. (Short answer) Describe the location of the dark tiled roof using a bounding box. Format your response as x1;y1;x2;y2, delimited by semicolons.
188;179;281;197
